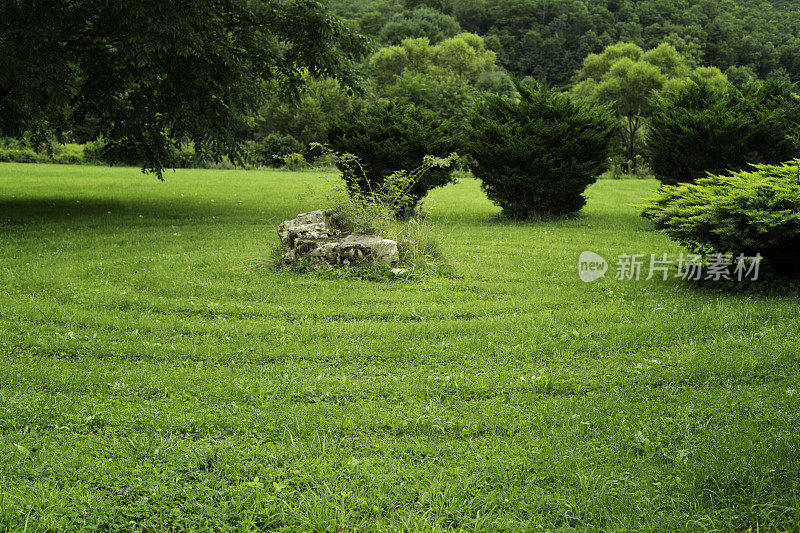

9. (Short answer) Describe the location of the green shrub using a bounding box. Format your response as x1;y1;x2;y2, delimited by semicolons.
323;147;458;218
0;138;204;167
0;138;49;163
171;145;200;168
0;146;42;163
326;100;461;217
648;79;800;186
314;147;456;274
281;153;308;172
50;143;84;164
326;181;448;275
465;81;618;218
249;133;304;167
82;141;107;165
307;151;338;169
82;139;204;168
0;139;84;164
641;160;800;278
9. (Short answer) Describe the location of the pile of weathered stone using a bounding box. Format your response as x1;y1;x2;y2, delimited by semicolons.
278;210;400;269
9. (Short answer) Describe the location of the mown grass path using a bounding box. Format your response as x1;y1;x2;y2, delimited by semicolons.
1;163;798;531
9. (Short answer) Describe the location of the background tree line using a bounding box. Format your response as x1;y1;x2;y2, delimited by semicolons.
3;0;798;175
331;0;800;86
229;0;800;172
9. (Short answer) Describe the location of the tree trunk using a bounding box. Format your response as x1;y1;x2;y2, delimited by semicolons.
627;114;641;175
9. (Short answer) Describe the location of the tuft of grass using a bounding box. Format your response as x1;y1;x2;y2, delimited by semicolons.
277;182;450;279
332;190;448;273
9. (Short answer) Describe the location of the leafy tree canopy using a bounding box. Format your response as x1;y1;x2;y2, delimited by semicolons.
254;78;360;146
573;42;726;172
330;0;800;86
378;7;461;44
0;0;369;177
370;32;498;86
368;33;512;121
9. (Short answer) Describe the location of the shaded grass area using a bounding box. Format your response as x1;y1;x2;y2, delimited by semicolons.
0;163;799;531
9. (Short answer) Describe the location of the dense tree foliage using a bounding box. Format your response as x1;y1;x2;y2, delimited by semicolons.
249;133;305;167
465;82;618;218
370;33;499;87
642;160;800;278
254;78;360;147
368;33;513;122
648;78;800;185
5;0;799;178
326;101;461;215
573;42;726;173
0;0;368;176
378;7;461;44
330;0;800;86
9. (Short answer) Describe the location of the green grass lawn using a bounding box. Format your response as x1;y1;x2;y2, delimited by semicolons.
1;163;798;532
